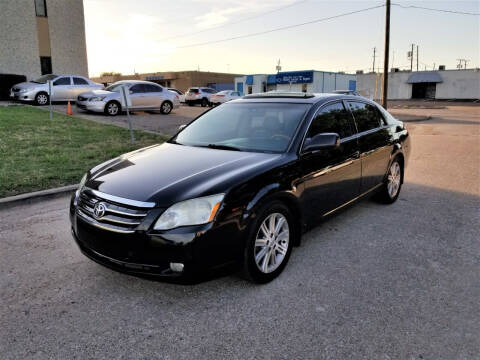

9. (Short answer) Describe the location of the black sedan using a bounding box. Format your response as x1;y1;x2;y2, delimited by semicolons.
70;92;410;283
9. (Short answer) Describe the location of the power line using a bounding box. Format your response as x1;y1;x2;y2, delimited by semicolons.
177;4;386;49
160;0;309;42
391;3;480;16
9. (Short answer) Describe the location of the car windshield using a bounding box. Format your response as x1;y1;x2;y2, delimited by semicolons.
32;74;58;83
171;103;310;153
105;83;126;92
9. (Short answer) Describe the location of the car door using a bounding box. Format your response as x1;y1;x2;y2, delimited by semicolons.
71;77;91;99
51;76;72;100
128;84;146;109
299;101;361;221
142;84;164;109
347;101;392;193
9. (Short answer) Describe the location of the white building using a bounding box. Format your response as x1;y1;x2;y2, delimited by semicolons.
356;69;480;100
234;70;357;95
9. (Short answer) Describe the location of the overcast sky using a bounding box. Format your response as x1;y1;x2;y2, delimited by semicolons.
83;0;479;76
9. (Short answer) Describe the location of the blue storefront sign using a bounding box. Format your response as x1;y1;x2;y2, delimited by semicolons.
276;71;313;84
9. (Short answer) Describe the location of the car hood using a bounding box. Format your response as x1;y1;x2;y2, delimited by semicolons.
79;89;117;98
87;143;283;206
13;81;45;90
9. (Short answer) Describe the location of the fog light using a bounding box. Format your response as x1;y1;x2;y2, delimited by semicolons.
170;262;184;273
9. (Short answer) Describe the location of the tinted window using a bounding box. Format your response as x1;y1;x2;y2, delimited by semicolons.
173;103;310;153
73;77;89;85
306;102;354;140
144;84;162;92
53;77;71;86
348;102;383;132
188;88;199;93
129;84;144;94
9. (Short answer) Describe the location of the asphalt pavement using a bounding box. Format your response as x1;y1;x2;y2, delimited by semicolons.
1;105;479;359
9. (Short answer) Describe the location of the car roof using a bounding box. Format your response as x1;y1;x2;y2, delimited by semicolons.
113;80;162;86
234;92;374;106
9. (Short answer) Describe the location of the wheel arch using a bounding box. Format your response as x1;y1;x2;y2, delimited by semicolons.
243;186;303;247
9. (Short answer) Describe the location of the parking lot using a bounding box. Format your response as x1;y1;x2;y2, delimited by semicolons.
1;104;478;359
48;102;208;137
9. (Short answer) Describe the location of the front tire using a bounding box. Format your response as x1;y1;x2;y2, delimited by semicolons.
201;98;208;107
377;157;403;204
35;92;49;106
243;201;294;283
160;101;172;114
104;101;120;116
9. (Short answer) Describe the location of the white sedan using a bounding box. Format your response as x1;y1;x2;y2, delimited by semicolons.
210;90;242;105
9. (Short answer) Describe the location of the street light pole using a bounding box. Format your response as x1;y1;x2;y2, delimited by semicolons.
382;0;390;109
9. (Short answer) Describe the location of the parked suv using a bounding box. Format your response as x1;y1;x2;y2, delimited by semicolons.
10;74;103;105
185;87;216;107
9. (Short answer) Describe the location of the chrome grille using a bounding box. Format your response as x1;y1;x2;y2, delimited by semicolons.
77;189;152;233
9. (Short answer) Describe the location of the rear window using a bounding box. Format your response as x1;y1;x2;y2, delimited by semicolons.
188;88;199;93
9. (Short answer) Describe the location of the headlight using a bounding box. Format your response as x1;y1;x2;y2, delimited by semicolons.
153;194;224;230
89;96;106;102
75;173;87;199
19;88;30;93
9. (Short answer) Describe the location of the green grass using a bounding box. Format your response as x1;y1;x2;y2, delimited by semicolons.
0;106;165;198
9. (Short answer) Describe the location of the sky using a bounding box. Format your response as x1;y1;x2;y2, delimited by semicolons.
83;0;480;77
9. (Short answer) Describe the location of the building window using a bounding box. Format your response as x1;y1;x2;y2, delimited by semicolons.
40;57;52;75
35;0;47;17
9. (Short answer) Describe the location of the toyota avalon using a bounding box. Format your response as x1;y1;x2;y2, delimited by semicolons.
70;92;410;283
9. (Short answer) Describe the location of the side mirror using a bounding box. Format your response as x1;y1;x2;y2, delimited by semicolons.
302;133;340;153
178;124;187;131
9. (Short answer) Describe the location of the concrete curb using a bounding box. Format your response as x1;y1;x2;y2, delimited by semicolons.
0;184;78;209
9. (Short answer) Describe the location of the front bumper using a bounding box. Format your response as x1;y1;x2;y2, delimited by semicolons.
76;100;106;112
10;89;36;101
70;195;243;277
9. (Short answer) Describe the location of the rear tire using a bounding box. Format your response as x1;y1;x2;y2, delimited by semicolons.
376;157;403;204
104;101;120;116
242;201;294;283
201;98;208;107
35;92;49;106
160;101;172;115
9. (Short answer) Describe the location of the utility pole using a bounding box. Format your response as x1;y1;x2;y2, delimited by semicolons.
416;45;419;71
410;43;414;71
372;47;377;73
382;0;390;109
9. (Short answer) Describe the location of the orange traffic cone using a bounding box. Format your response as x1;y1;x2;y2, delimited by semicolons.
66;101;73;115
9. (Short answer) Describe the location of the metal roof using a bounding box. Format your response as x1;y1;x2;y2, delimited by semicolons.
407;71;443;83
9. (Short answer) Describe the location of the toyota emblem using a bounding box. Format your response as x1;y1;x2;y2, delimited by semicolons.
93;202;107;219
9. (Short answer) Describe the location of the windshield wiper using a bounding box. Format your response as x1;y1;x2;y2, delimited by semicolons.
204;144;242;151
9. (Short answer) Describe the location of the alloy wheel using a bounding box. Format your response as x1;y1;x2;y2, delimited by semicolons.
254;213;290;274
107;103;118;115
162;102;172;114
387;162;401;198
37;94;48;105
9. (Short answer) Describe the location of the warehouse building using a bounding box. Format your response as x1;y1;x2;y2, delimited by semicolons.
92;71;242;93
356;69;480;100
0;0;88;80
234;70;357;94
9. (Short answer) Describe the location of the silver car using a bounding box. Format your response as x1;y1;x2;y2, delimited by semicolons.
76;80;180;116
10;74;103;105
